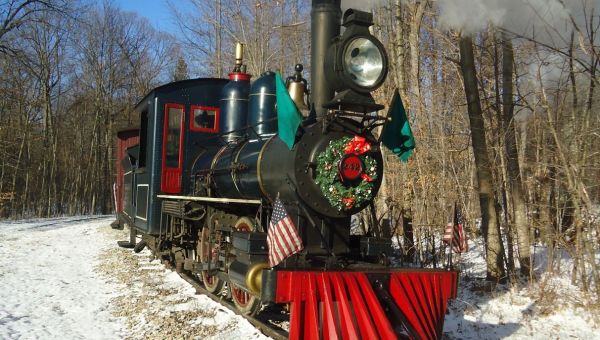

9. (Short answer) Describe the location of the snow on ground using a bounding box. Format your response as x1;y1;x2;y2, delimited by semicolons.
1;216;599;339
444;237;600;339
0;216;124;339
0;216;268;340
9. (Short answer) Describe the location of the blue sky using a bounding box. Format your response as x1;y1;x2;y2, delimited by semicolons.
113;0;180;33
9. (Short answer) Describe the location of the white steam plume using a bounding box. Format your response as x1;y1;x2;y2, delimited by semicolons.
438;0;597;87
438;0;572;40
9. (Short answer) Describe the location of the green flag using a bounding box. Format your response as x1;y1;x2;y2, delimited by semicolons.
381;89;415;162
275;72;302;150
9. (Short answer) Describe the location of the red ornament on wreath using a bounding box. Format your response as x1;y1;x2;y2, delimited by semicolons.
342;197;355;209
344;136;371;155
338;154;363;182
361;172;373;182
338;136;374;183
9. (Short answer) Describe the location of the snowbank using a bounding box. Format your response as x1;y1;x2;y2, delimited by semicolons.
0;216;267;340
444;238;600;339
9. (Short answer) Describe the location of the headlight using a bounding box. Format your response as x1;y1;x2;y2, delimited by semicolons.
324;9;388;113
343;37;385;88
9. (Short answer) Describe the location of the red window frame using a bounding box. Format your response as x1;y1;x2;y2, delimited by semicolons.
190;105;220;133
161;103;185;193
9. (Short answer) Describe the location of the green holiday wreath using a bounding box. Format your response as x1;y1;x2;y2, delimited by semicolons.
315;136;378;211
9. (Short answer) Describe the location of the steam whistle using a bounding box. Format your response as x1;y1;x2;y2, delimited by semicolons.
286;64;309;114
233;42;246;73
235;42;243;64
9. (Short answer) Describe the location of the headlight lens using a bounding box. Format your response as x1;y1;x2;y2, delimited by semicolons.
343;37;384;88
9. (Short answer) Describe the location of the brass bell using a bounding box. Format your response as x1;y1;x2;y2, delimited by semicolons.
287;64;309;113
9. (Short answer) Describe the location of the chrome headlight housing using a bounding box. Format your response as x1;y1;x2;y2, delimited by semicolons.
342;37;386;90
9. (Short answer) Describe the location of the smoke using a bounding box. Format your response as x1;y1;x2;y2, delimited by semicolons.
438;0;573;40
439;0;591;90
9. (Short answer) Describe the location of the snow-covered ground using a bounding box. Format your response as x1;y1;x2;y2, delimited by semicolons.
0;216;267;340
444;237;600;339
0;216;598;339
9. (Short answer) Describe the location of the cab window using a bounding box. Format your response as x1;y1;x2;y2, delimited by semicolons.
165;107;183;167
161;103;185;193
191;105;219;133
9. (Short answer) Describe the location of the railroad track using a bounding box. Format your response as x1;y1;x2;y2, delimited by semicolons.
178;272;289;340
17;215;112;232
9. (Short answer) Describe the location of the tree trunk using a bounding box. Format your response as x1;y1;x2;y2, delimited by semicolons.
459;35;507;282
493;34;515;275
215;0;222;78
9;131;26;216
393;0;406;98
501;34;530;278
408;0;427;115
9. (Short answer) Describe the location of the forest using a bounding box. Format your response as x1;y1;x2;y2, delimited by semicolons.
0;0;598;300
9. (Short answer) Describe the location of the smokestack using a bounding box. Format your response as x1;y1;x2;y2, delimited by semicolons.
311;0;341;118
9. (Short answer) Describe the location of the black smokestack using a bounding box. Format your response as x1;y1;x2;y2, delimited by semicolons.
311;0;341;118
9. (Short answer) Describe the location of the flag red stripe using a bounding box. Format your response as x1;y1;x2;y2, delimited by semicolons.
279;218;299;250
274;222;293;255
270;225;287;264
285;217;303;248
268;222;284;265
267;227;275;266
442;221;468;253
272;223;292;263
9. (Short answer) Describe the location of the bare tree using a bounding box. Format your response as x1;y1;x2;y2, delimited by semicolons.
171;0;309;78
459;34;507;282
0;0;67;54
500;33;530;278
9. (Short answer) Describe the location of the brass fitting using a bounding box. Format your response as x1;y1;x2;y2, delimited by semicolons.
245;262;270;295
235;42;244;66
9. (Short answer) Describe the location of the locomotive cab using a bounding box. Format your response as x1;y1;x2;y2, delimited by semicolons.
116;78;227;234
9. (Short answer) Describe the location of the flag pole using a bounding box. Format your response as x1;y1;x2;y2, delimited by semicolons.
285;175;334;257
448;203;456;270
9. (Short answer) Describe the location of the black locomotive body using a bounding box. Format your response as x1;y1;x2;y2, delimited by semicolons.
114;2;457;339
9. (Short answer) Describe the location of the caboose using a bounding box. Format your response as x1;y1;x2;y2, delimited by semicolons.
113;1;458;339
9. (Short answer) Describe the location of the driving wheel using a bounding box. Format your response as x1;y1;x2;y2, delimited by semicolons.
229;217;262;315
199;226;224;293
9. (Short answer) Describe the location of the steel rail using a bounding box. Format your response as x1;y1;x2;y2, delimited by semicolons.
16;215;112;232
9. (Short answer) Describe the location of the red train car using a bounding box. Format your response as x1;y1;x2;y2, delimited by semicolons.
114;128;139;214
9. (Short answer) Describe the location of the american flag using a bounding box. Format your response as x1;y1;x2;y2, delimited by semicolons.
267;197;304;267
443;205;469;253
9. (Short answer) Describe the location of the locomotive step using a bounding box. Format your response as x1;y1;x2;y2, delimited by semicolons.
117;240;135;248
110;220;123;230
133;240;147;253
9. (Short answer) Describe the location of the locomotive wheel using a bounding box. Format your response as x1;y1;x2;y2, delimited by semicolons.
231;284;261;315
230;217;262;316
199;227;224;294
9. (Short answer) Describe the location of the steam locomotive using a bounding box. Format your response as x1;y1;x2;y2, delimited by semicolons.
113;1;457;339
